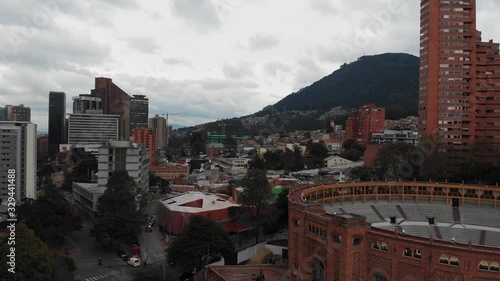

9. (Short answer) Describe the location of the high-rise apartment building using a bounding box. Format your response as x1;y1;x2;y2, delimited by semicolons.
10;105;31;121
48;91;66;157
149;114;167;150
130;95;149;130
0;121;37;204
130;126;157;165
91;78;131;140
418;0;500;165
345;104;386;144
73;95;103;114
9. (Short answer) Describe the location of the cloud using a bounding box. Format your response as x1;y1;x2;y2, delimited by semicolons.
163;57;192;66
309;0;340;15
263;62;290;76
170;0;221;31
124;36;162;53
247;34;279;51
222;61;253;79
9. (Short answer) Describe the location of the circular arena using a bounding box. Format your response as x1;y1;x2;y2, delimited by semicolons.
287;181;500;281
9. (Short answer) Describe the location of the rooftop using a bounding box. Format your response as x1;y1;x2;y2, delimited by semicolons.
73;182;106;194
204;265;290;281
159;192;239;213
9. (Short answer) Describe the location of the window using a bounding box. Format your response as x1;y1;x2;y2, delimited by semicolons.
333;234;341;244
449;256;460;266
490;262;499;272
413;249;422;259
373;273;387;281
439;254;449;264
403;248;412;257
353;236;362;246
479;260;489;270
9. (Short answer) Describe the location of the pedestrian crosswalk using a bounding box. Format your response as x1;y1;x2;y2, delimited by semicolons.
84;270;119;281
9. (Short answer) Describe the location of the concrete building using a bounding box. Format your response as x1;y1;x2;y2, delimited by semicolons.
149;114;167;150
72;94;103;114
130;95;149;130
0;121;37;204
0;107;7;121
48;91;66;157
346;104;386;145
215;158;250;175
418;0;500;165
324;156;353;168
150;165;189;181
67;113;119;152
371;130;419;146
91;77;131;140
130;126;157;165
72;182;105;219
37;135;49;161
97;140;149;192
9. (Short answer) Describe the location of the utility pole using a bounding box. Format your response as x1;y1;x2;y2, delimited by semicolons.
204;244;210;281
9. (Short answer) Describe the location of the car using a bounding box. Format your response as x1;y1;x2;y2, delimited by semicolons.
116;249;127;259
127;257;141;267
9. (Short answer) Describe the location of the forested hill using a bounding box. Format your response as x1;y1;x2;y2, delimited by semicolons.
272;53;419;119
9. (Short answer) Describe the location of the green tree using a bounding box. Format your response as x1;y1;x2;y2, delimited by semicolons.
167;216;234;272
281;149;295;175
190;132;207;157
307;142;329;158
250;154;267;170
239;169;273;218
0;223;54;281
17;184;82;245
62;148;97;191
262;189;289;235
293;146;305;171
92;171;145;244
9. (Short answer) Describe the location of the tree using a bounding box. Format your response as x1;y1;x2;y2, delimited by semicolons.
17;184;82;245
190;132;207;157
307;142;329;158
167;216;234;272
239;169;273;218
293;146;305;171
250;154;266;170
62;148;97;191
262;189;289;235
281;149;295;175
132;265;177;281
0;223;54;281
92;171;145;244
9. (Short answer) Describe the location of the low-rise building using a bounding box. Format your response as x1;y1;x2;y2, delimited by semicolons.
324;156;353;168
156;192;240;237
72;182;105;219
371;130;418;146
150;165;189;181
215;158;249;175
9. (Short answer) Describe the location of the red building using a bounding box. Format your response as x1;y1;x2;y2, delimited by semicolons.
346;104;386;144
156;192;240;236
150;164;189;181
131;126;157;165
288;181;500;281
92;77;131;140
418;0;500;166
37;136;48;161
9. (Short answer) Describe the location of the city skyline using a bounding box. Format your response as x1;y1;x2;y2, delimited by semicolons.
1;1;500;132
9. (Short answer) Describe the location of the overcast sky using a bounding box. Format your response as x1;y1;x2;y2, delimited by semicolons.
1;0;499;132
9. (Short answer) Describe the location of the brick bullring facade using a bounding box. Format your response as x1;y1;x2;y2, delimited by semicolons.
288;182;500;281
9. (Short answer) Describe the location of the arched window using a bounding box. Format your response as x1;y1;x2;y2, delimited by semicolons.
439;254;449;264
380;242;388;252
490;262;499;272
403;248;412;257
479;260;489;270
372;273;387;281
371;241;379;250
413;249;422;259
449;256;459;266
353;236;362;246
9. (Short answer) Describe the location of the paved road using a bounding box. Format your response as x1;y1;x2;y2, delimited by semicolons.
139;193;168;265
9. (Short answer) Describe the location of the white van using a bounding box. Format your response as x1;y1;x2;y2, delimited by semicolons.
127;257;141;267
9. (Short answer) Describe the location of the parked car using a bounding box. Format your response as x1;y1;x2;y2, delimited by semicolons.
127;257;141;267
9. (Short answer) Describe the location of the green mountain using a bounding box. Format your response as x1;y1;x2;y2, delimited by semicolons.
273;53;419;119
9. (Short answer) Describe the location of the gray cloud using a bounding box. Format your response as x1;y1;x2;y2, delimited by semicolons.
163;57;192;66
124;36;162;53
170;0;221;31
263;62;290;76
222;61;253;79
248;34;279;51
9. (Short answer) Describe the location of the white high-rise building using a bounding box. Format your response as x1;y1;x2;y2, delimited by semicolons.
0;121;37;204
67;113;119;153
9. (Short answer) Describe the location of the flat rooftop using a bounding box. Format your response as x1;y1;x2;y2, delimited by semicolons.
159;192;239;213
205;265;289;281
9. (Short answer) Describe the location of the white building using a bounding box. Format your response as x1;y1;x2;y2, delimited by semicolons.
0;121;36;204
97;140;150;192
371;130;418;146
324;156;353;168
67;113;119;153
215;158;250;175
72;182;105;219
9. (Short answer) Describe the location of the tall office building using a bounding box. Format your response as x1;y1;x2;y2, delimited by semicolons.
91;78;131;140
0;107;7;121
148;114;167;150
0;105;31;121
73;95;103;114
418;1;500;166
48;91;66;157
130;95;149;130
0;121;37;204
67;113;119;153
